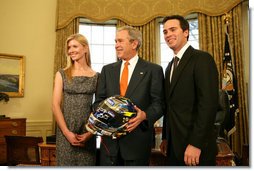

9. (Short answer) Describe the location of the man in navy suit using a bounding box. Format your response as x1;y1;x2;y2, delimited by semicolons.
93;26;165;166
160;15;219;166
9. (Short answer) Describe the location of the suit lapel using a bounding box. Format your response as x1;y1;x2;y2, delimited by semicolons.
110;61;122;95
168;46;195;96
126;58;147;97
165;59;173;95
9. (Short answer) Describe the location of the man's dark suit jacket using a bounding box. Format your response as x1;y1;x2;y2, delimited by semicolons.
94;57;165;161
162;46;219;163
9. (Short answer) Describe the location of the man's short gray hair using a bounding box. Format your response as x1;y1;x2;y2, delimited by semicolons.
117;25;142;51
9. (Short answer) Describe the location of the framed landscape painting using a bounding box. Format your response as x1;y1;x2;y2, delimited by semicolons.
0;53;25;97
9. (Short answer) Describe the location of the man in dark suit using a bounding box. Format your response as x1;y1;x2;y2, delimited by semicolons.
160;15;219;166
94;26;165;166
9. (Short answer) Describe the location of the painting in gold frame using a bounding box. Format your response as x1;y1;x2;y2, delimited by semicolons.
0;53;25;97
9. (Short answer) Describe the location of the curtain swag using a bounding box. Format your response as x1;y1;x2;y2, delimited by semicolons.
56;0;242;30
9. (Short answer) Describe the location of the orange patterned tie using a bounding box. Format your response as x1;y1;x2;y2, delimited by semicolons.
120;61;129;96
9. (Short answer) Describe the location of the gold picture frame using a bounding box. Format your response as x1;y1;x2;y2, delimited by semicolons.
0;53;25;97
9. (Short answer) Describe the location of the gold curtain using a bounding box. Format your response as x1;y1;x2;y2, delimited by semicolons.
56;0;242;29
198;3;248;156
117;19;158;63
53;18;79;76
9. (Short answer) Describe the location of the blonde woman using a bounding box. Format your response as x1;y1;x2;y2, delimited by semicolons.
52;34;99;166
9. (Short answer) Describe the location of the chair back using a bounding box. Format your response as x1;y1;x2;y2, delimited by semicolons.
215;89;230;138
5;135;43;166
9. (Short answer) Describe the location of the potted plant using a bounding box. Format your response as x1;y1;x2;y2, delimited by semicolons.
0;92;9;102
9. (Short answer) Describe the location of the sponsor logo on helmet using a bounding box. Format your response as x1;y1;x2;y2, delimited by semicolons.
86;95;137;138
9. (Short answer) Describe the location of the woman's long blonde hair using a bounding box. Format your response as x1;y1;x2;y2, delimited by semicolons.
64;33;91;81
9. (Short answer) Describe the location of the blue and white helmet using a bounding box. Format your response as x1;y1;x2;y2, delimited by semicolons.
85;95;137;138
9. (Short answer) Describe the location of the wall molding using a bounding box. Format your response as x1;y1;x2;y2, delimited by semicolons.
26;120;54;141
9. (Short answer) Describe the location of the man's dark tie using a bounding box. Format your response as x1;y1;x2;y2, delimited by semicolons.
172;56;179;78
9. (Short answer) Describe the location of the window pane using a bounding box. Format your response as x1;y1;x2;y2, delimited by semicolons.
91;26;103;44
189;41;199;49
104;45;116;63
91;45;103;63
104;26;116;44
160;25;165;43
79;20;117;73
79;25;92;43
189;19;199;49
161;44;173;62
92;63;104;73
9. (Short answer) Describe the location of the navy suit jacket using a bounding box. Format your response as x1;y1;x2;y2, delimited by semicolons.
162;46;219;162
94;57;165;160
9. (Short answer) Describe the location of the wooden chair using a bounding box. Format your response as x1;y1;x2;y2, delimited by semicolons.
5;135;43;166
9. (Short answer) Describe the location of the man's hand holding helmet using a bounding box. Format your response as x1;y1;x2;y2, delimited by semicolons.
126;105;147;132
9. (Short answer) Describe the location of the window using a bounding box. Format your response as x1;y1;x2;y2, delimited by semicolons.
79;19;117;72
160;15;199;72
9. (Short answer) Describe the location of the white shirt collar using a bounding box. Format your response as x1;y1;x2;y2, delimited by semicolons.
122;54;139;66
174;42;190;60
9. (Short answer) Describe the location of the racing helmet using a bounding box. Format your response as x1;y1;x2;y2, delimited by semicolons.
85;95;137;138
